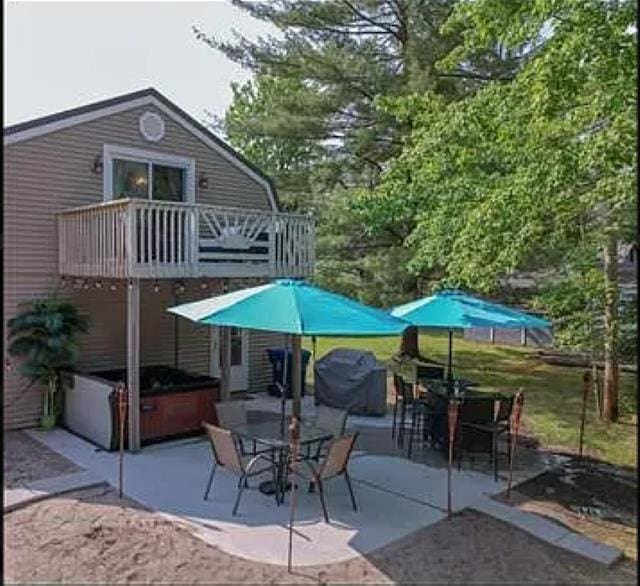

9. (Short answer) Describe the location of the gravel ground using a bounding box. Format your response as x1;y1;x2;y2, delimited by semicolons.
3;431;81;488
4;484;637;584
495;458;638;561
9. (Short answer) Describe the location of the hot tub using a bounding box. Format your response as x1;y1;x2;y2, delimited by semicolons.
65;365;220;450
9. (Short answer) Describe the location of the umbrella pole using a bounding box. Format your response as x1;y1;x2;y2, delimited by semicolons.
447;330;453;382
281;336;289;437
291;335;302;420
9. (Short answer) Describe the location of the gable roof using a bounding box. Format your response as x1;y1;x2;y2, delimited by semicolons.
4;88;279;210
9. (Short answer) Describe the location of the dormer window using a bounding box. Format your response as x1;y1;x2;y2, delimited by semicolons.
103;144;195;203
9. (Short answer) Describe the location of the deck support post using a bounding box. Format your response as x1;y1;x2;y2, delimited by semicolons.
127;278;141;452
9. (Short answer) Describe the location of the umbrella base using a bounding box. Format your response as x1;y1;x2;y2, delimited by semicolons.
259;480;294;497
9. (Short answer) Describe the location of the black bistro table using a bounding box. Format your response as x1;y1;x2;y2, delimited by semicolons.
415;378;510;453
230;419;333;505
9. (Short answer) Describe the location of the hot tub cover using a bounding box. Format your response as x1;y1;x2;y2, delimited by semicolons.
314;348;387;416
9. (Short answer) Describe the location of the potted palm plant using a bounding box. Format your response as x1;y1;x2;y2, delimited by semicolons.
8;296;88;429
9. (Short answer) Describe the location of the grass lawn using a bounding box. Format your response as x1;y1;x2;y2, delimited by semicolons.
303;332;637;469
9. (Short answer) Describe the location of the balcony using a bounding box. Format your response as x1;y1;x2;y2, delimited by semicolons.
58;199;315;279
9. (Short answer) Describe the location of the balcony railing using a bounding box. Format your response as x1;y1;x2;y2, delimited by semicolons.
58;199;315;279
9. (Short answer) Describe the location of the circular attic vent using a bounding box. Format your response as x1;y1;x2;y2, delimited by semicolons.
139;111;165;142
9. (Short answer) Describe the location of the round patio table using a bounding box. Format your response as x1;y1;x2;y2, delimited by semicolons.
231;419;332;505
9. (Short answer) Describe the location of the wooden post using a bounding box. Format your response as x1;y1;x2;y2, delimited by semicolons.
507;390;525;497
219;326;231;402
127;278;140;452
447;399;460;517
116;382;128;498
592;360;601;418
291;335;302;419
579;370;591;459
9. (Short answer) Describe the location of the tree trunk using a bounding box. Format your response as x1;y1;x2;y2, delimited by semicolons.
400;326;420;357
602;235;619;422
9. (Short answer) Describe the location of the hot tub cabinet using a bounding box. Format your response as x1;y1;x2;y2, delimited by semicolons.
65;366;220;450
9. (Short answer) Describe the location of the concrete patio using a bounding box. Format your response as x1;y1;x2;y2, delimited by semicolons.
24;392;589;567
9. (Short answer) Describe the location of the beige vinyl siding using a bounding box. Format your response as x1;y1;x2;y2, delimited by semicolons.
249;330;286;393
3;103;273;429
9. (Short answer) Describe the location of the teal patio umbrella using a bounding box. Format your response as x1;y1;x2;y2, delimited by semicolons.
391;290;551;381
169;279;408;419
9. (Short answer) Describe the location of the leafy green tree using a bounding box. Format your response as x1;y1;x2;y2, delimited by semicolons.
222;75;325;211
8;297;88;429
198;1;521;353
359;0;636;420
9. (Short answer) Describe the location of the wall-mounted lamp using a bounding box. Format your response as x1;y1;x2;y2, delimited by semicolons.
91;155;103;175
198;173;209;189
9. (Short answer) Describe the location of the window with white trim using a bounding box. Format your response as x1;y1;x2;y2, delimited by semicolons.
103;145;195;203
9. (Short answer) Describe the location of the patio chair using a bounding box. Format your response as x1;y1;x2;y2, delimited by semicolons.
215;401;269;456
391;374;415;448
202;422;277;515
292;433;359;523
456;396;514;481
310;404;348;461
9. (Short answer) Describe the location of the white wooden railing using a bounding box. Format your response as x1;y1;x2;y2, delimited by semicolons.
58;199;315;279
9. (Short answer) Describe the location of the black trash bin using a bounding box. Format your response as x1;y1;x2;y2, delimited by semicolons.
266;347;311;398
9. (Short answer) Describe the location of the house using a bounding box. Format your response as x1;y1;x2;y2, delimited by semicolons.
3;88;314;449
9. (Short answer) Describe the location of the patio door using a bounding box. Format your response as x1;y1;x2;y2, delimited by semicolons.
210;326;249;392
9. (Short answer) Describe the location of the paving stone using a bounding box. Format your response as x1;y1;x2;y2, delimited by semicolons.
556;532;623;566
473;497;624;566
4;488;39;511
26;470;105;494
4;471;106;513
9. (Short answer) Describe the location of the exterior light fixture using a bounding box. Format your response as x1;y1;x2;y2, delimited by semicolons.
128;279;134;289
91;155;103;175
198;173;209;189
200;280;208;290
109;282;117;292
95;280;103;289
153;280;160;293
82;280;90;290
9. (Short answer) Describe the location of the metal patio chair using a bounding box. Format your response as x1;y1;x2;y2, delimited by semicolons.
310;404;348;460
456;395;514;481
202;422;277;515
292;432;359;523
215;400;270;456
